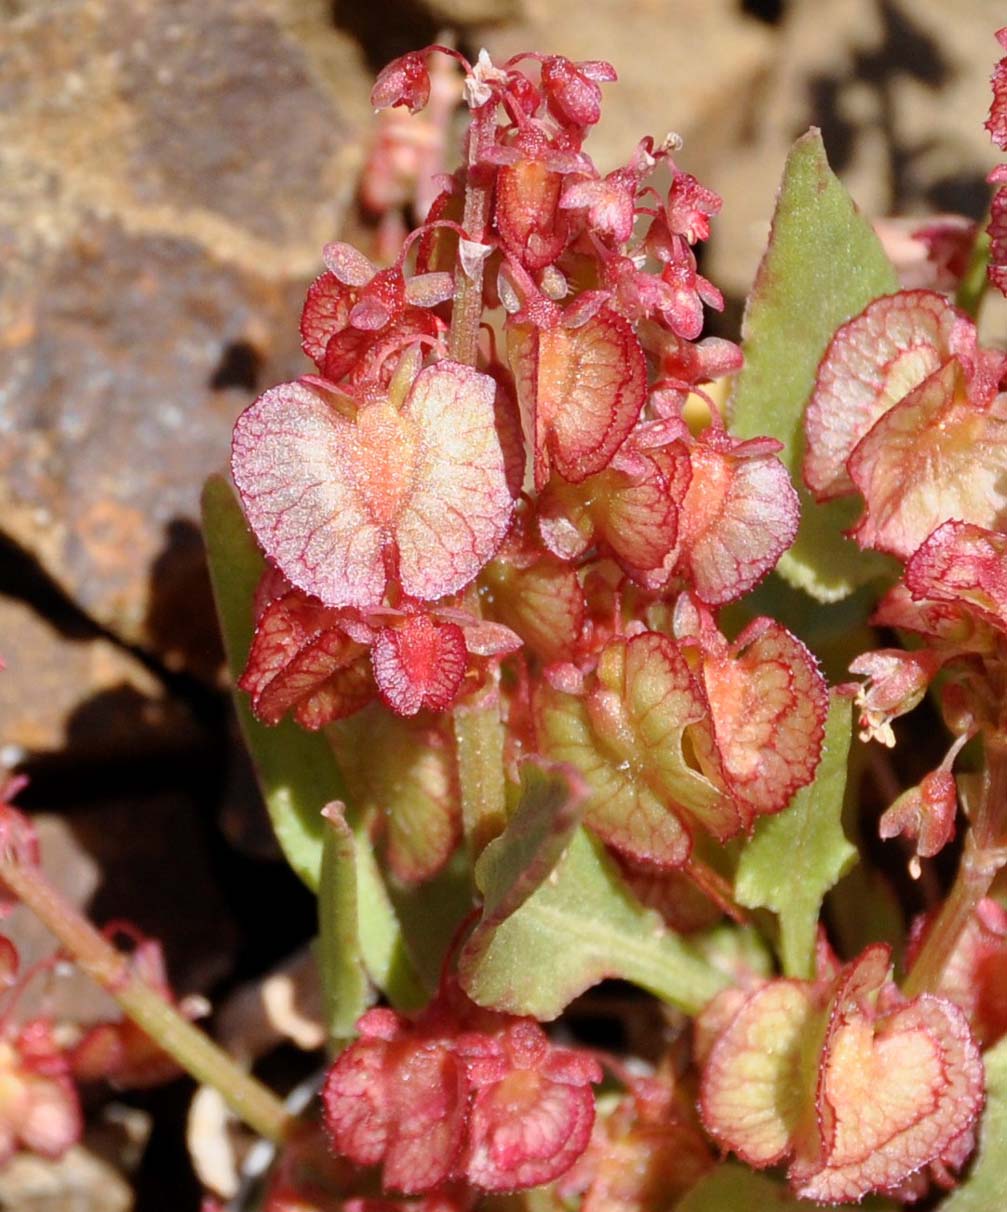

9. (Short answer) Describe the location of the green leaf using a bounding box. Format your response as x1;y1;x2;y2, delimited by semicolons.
942;1035;1007;1210
202;475;342;889
955;225;991;322
676;1163;895;1211
676;1164;807;1211
459;761;729;1019
388;846;475;991
734;691;857;978
729;128;900;603
204;477;426;1011
317;805;370;1042
349;819;428;1012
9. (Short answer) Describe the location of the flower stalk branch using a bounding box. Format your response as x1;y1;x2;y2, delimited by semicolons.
0;855;296;1147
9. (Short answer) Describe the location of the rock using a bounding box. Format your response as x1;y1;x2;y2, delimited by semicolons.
0;0;373;673
0;1144;134;1212
701;0;1002;301
416;0;521;26
0;596;199;765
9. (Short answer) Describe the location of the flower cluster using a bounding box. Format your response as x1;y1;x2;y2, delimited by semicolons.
0;781;206;1170
322;981;601;1197
801;282;1007;863
223;35;1007;1212
231;45;828;897
698;943;983;1203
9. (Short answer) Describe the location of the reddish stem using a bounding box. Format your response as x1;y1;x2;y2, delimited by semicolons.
903;736;1007;997
448;111;495;367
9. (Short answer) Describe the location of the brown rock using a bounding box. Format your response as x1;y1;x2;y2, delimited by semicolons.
701;0;1001;301
416;0;521;26
0;596;198;764
0;0;373;672
0;1144;133;1212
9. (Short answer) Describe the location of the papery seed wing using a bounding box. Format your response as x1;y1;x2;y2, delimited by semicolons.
793;996;983;1203
848;359;1007;559
383;1046;469;1193
465;1073;597;1191
804;291;966;499
330;705;460;884
538;633;739;869
395;361;515;602
905;521;1007;633
372;615;468;716
509;312;646;490
702;621;827;824
481;552;586;665
322;1038;391;1166
699;980;819;1167
300;272;352;367
232;382;387;608
676;437;798;605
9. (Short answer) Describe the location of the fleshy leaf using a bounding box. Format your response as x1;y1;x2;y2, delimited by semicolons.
676;1162;895;1211
941;1033;1007;1210
803;290;966;499
729;129;899;602
317;804;371;1043
232;361;514;609
202;475;342;888
330;704;461;885
676;1164;800;1212
848;359;1007;559
508;309;646;489
537;632;738;870
459;765;728;1018
470;759;587;933
734;691;856;978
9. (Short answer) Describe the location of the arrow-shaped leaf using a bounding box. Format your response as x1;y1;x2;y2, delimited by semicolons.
729;129;899;603
734;691;857;978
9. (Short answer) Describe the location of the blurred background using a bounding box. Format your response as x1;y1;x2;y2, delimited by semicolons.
0;0;1003;1207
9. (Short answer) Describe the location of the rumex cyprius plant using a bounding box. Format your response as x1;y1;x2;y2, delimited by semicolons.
7;28;1007;1212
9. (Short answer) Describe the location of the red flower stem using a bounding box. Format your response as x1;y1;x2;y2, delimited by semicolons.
446;110;506;854
0;856;296;1146
903;736;1007;997
447;111;494;368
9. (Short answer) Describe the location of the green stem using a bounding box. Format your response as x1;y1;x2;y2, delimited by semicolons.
454;675;508;858
0;857;295;1146
954;224;991;321
903;737;1007;998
